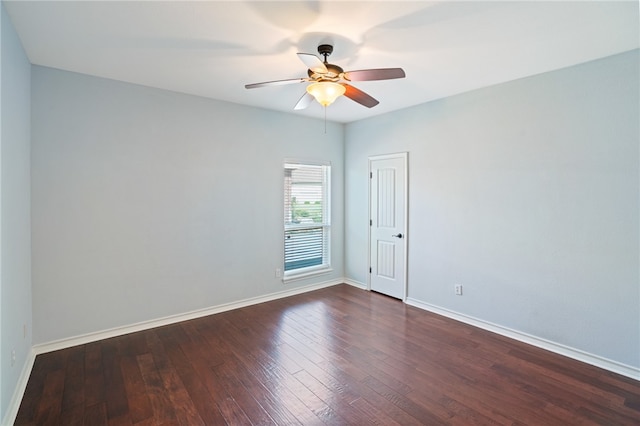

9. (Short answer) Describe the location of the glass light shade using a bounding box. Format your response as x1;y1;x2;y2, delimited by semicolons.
306;82;346;106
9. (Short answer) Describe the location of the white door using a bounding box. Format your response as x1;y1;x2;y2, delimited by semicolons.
369;153;407;300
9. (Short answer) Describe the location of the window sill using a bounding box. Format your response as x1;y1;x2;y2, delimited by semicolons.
282;267;333;284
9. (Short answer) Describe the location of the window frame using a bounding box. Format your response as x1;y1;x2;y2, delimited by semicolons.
283;160;332;282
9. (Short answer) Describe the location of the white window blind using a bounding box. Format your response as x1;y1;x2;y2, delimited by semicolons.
284;162;330;275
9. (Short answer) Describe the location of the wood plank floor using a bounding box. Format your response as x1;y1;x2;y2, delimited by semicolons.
15;284;640;425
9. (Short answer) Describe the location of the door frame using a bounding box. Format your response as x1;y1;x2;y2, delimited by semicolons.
368;152;409;301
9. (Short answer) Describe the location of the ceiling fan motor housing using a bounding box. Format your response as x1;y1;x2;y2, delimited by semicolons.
308;64;343;81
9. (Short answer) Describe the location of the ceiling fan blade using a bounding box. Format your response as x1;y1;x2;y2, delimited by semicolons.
245;78;307;89
343;68;406;82
294;92;314;110
343;84;379;108
297;53;328;74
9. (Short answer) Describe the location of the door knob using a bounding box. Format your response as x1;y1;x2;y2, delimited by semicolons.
392;233;403;238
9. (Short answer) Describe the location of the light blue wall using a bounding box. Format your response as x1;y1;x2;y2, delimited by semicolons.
345;50;639;368
31;66;344;344
0;2;31;420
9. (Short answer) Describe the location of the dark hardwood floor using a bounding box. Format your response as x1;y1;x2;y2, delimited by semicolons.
15;284;640;425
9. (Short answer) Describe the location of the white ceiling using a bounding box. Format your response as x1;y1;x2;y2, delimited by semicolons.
5;0;639;123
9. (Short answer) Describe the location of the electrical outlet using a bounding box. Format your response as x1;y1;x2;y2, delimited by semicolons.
275;268;282;278
455;284;463;296
11;349;16;367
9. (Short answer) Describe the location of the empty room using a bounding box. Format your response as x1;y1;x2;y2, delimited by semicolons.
1;1;639;425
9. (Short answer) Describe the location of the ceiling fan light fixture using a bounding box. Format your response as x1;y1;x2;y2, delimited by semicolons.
306;82;346;106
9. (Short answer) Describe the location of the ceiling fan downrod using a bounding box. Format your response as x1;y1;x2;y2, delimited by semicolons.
317;44;333;64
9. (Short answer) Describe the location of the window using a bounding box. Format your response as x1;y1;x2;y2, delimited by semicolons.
284;162;331;278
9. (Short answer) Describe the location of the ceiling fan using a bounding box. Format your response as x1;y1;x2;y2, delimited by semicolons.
245;44;405;110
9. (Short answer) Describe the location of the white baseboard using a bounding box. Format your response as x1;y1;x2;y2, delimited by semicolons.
405;297;640;381
343;278;367;290
3;279;345;426
2;348;36;426
34;279;345;356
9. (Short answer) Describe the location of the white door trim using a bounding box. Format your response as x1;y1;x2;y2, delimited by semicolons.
368;152;408;300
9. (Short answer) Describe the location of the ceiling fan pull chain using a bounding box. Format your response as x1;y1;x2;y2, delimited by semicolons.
324;106;327;134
